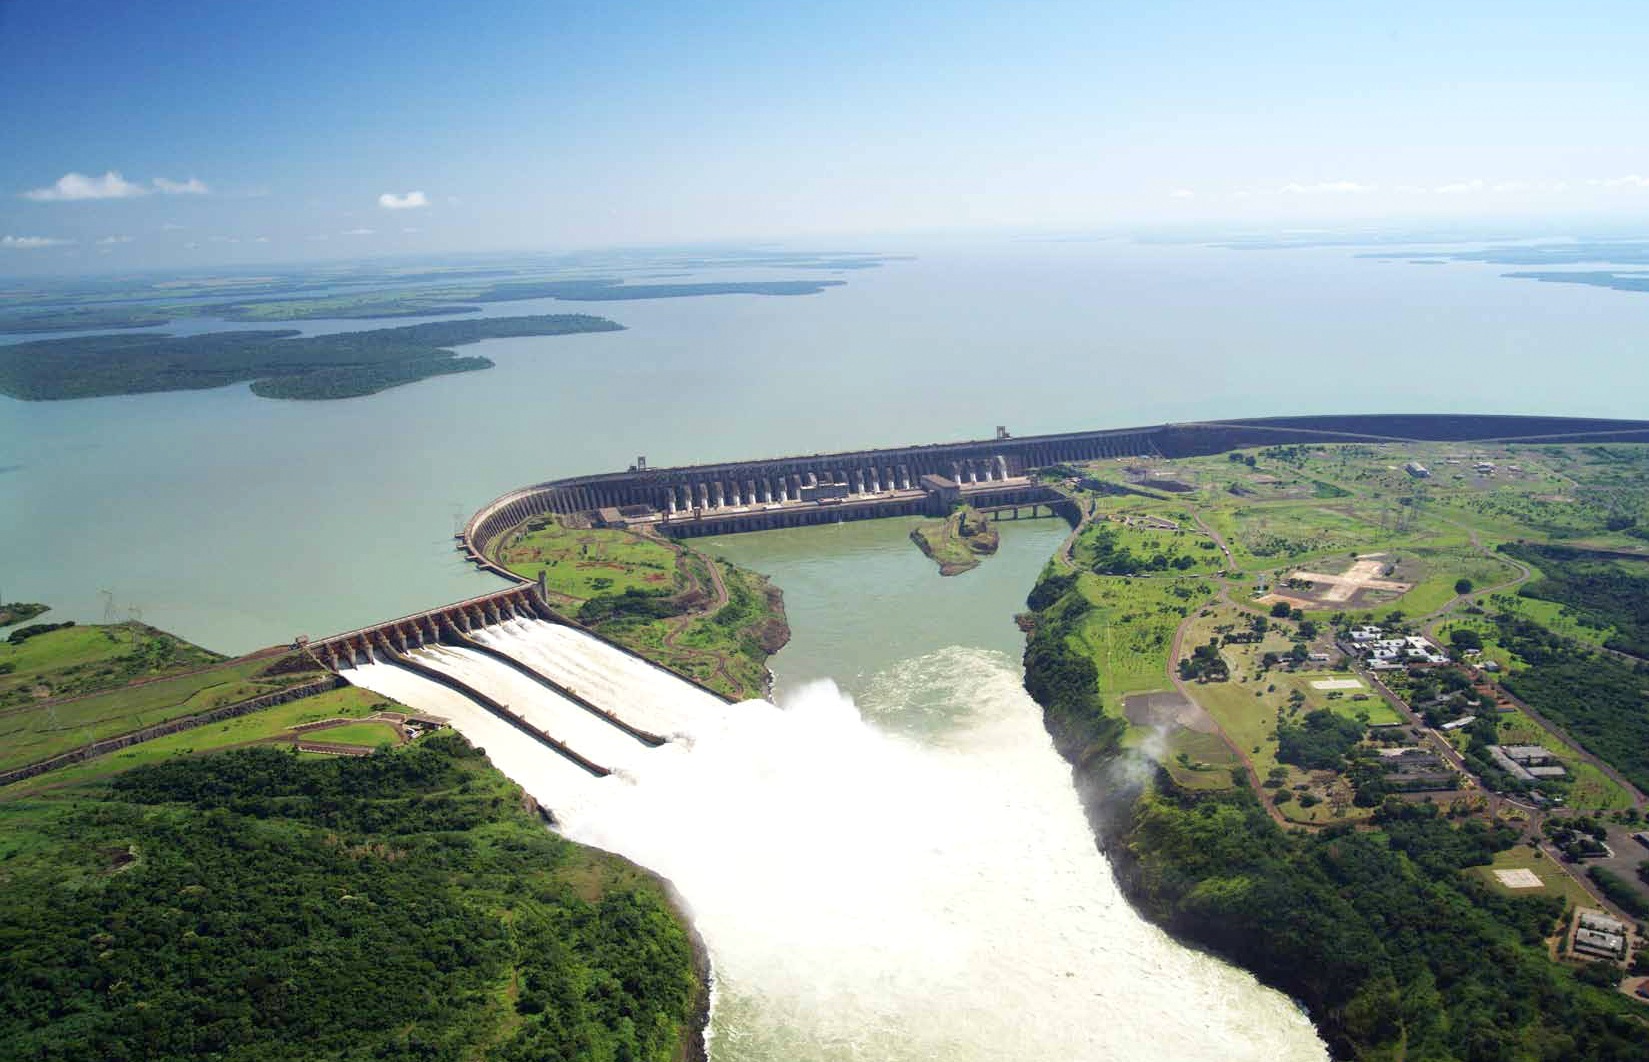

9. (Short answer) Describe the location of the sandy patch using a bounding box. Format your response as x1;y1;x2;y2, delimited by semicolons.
1493;868;1544;889
1310;678;1365;691
1286;555;1412;604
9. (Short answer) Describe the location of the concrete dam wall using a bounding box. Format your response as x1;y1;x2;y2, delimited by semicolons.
459;413;1649;566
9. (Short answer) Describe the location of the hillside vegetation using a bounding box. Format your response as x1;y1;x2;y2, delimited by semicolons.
0;733;703;1062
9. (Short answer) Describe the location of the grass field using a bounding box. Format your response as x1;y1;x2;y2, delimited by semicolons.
0;653;324;773
1070;572;1216;706
1163;728;1241;790
499;518;682;600
304;720;404;747
1173;606;1375;823
0;686;394;798
1471;844;1595;910
1070;510;1225;575
1391;548;1524;616
0;624;225;708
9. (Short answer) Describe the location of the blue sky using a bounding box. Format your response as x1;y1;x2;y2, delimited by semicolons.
4;0;1649;271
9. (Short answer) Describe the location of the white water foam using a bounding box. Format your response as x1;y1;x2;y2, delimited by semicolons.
555;646;1328;1062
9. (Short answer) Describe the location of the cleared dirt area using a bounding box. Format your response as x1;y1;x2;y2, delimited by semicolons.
1264;553;1413;608
1123;690;1219;733
1493;868;1545;889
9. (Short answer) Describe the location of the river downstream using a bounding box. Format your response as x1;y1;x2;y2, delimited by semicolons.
545;517;1328;1061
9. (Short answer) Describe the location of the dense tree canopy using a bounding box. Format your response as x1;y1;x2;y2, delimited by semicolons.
0;735;699;1062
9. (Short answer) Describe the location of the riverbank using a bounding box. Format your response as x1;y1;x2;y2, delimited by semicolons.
1019;563;1647;1059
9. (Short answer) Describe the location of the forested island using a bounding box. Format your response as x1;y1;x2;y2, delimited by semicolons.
0;315;623;401
0;250;880;333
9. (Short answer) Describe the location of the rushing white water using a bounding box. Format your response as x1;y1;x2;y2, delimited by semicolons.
475;619;725;735
555;646;1327;1062
408;642;652;771
346;614;1325;1061
346;656;597;803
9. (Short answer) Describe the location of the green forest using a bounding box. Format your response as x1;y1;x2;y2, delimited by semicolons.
1501;543;1649;658
0;315;623;401
0;734;701;1061
1490;613;1649;793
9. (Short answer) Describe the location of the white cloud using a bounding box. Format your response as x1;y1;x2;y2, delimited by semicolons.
161;220;185;231
254;236;270;243
1434;179;1485;194
184;241;201;249
23;171;146;201
307;234;330;242
401;226;420;233
378;190;429;210
153;176;210;195
1168;188;1194;199
1598;175;1649;189
2;234;73;249
97;235;134;245
341;227;376;236
1280;180;1374;194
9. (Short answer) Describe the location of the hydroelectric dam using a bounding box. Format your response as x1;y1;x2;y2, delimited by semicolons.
300;412;1649;815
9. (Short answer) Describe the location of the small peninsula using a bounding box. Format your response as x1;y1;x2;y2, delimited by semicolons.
909;506;999;575
0;601;49;627
0;314;624;401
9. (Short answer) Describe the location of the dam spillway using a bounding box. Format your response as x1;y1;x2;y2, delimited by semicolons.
474;620;726;736
335;612;729;813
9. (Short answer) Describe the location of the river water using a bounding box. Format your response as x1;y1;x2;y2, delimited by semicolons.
542;517;1325;1060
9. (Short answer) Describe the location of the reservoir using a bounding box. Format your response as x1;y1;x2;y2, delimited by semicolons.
7;237;1649;652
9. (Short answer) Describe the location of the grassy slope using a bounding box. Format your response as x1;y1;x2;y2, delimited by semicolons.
498;516;784;700
0;626;328;773
0;623;225;707
0;685;391;797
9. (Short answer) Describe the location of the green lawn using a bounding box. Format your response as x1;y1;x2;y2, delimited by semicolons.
0;655;321;773
1393;548;1524;616
498;518;682;600
1069;512;1224;575
1161;728;1241;790
0;624;224;708
303;720;403;747
1471;844;1595;910
1175;607;1374;823
0;686;394;798
1070;572;1216;706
